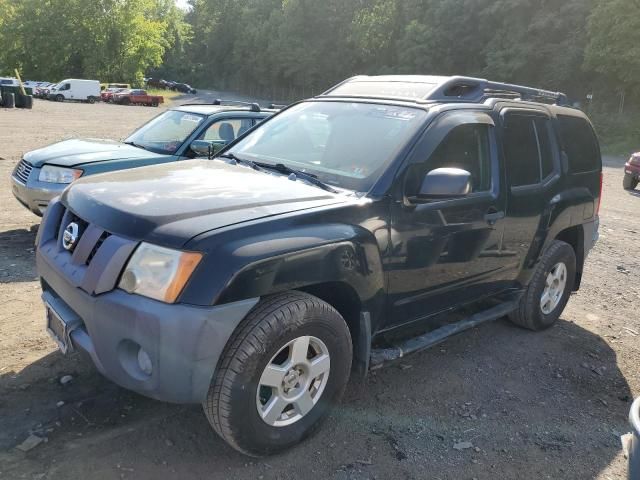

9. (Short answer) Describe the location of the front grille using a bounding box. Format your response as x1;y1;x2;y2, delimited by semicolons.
40;201;138;296
86;231;111;265
13;159;33;183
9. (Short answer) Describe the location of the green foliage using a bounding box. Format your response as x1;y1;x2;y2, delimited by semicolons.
0;0;186;84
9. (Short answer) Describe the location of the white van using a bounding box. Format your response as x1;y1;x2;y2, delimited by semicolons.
48;79;101;103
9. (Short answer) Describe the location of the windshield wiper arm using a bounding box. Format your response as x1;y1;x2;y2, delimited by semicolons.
218;152;262;171
123;140;152;152
254;162;338;193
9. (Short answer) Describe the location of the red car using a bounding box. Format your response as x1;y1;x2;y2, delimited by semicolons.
112;89;164;107
624;153;640;190
101;87;127;103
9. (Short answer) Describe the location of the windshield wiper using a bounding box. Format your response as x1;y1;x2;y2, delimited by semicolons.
123;140;148;151
254;162;338;193
218;152;262;171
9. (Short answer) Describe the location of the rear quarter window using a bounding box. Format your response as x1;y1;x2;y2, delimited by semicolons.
557;115;601;173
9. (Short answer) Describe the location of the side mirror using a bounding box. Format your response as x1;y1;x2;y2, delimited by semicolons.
190;140;214;157
417;167;472;200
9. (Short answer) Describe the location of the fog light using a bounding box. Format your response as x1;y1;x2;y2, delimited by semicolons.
137;348;153;376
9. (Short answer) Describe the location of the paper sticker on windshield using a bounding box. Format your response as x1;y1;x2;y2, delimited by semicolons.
182;114;203;124
369;107;418;121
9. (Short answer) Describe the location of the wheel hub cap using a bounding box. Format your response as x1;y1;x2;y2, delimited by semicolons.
256;335;331;427
540;262;567;315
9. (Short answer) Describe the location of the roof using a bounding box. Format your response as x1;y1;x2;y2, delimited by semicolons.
173;104;276;116
320;75;569;107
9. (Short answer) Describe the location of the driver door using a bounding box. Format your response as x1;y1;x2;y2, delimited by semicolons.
386;111;514;329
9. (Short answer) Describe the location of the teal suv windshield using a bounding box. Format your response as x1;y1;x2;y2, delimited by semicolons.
228;101;426;192
125;110;205;155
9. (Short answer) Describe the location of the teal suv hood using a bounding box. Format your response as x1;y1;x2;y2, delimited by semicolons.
23;138;167;168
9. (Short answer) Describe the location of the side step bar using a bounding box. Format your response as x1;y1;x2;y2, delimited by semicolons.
370;301;518;369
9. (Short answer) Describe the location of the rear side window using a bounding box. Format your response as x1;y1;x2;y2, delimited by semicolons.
503;114;556;187
557;115;600;173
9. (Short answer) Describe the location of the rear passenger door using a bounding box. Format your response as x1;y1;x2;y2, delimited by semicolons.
500;109;562;278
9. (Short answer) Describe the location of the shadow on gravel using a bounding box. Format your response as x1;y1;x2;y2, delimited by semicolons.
0;316;631;479
0;226;38;283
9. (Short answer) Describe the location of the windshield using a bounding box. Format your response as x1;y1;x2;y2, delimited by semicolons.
228;101;426;192
125;110;204;155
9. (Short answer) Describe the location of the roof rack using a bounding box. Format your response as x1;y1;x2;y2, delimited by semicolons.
321;75;569;106
428;76;569;106
181;99;261;112
268;103;288;109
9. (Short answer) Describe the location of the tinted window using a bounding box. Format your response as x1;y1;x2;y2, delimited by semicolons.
503;114;557;187
425;124;492;192
557;115;600;173
503;115;540;187
534;117;555;179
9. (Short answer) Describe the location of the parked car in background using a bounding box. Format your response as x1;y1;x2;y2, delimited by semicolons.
35;83;57;98
48;79;100;103
0;77;20;87
100;82;130;91
112;89;164;107
32;75;601;455
145;78;170;89
100;87;127;103
11;101;275;215
171;82;197;94
623;152;640;190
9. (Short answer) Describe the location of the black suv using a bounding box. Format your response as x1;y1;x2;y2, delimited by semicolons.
36;75;601;456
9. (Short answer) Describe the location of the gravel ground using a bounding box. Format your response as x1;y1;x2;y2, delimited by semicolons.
0;98;638;480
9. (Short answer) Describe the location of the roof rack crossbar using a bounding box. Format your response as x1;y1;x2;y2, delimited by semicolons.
427;76;568;106
181;99;261;112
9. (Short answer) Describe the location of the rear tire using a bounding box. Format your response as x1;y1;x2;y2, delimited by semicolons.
203;291;352;456
623;173;638;191
121;98;131;106
509;240;576;331
87;96;96;104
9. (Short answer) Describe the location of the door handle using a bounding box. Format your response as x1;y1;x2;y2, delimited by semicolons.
484;210;505;225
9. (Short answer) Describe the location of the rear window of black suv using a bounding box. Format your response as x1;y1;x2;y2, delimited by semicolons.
557;115;600;173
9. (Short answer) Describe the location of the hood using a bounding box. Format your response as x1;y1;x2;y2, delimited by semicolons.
24;139;164;168
62;159;348;248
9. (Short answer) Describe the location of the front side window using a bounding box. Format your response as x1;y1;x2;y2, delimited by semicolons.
404;123;492;197
125;110;205;155
427;124;492;192
199;118;254;144
228;101;427;192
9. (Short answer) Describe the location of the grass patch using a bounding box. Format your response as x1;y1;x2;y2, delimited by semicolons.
146;88;182;102
590;110;640;157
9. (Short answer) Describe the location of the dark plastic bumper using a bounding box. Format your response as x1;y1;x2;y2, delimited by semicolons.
37;248;258;404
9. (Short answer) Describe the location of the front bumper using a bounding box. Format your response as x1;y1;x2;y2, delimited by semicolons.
36;199;259;403
11;168;65;216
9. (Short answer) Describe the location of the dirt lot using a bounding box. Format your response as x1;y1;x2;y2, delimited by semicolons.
0;99;639;480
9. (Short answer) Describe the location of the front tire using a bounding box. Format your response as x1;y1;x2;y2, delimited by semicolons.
56;94;64;102
623;173;638;191
509;240;576;331
204;291;352;456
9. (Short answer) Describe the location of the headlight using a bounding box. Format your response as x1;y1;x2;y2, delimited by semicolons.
118;243;202;303
38;165;83;184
